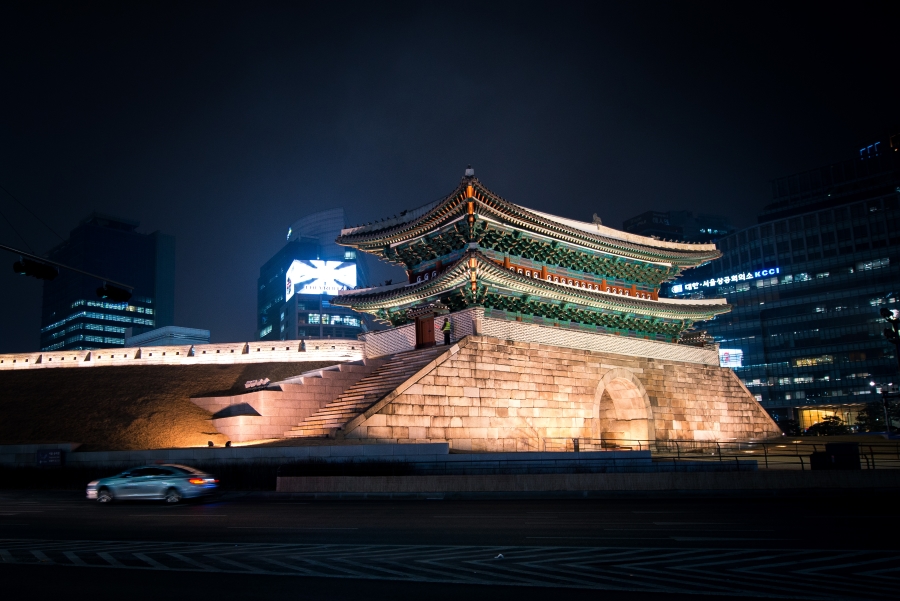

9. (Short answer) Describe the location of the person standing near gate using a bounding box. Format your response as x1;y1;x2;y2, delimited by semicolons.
441;317;452;345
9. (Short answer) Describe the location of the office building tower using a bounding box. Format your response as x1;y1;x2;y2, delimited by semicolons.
257;208;368;341
667;132;900;429
40;213;175;351
623;210;734;243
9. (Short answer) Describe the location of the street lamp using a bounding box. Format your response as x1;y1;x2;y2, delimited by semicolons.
882;307;900;371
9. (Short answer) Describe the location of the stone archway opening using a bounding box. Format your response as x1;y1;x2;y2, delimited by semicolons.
595;372;653;446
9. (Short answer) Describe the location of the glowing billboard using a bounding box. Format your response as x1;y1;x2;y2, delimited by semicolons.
285;260;356;299
718;348;743;368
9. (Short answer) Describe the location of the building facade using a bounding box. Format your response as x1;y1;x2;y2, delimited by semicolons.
124;326;210;347
666;133;900;429
40;214;175;351
257;208;368;342
623;210;734;243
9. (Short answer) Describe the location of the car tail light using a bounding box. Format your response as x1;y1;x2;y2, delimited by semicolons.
188;478;205;485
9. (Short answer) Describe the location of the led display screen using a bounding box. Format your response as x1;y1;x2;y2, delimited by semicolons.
286;260;356;299
718;348;743;368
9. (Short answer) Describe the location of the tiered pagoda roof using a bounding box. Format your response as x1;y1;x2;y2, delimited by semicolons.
334;171;729;340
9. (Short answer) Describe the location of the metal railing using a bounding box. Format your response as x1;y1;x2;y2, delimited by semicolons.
276;455;757;477
541;437;900;470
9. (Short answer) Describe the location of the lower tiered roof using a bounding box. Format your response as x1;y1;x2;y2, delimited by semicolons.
335;251;728;339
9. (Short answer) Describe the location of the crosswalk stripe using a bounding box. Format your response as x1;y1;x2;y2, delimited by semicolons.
0;539;897;599
63;551;86;565
98;552;122;566
133;552;167;569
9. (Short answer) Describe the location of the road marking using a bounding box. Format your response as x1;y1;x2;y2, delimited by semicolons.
98;552;122;566
671;537;792;541
31;550;52;563
128;514;228;517
1;538;897;599
63;551;87;565
208;554;265;573
528;537;669;540
228;526;358;530
133;552;167;569
605;528;772;532
653;522;746;525
168;552;220;571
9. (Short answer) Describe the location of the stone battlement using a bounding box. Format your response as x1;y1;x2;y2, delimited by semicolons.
0;339;363;371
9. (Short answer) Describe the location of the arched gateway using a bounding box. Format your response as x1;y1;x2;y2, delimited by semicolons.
594;368;654;445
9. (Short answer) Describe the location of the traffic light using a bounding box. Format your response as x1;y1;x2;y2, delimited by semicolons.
13;258;58;280
96;284;132;302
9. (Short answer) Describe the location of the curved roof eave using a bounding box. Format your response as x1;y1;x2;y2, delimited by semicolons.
335;252;730;320
336;179;720;265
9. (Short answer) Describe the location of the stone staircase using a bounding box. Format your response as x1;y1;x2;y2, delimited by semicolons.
192;358;387;442
284;346;447;438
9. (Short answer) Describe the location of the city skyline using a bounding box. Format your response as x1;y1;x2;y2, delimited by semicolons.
1;1;897;352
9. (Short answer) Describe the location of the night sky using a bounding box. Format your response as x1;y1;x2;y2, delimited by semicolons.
1;1;897;352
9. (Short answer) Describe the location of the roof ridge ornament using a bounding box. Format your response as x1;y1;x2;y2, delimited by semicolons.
464;165;474;178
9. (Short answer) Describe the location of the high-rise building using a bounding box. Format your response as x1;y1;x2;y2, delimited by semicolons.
257;208;369;341
40;213;175;351
623;210;733;243
666;132;900;429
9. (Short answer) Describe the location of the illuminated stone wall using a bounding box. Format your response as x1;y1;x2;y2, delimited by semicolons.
344;336;780;450
0;339;363;371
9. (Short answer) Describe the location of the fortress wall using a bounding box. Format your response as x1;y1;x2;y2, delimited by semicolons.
0;339;363;370
346;336;780;451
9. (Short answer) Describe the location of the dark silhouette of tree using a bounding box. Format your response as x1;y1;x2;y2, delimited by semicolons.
778;419;801;436
806;415;850;436
854;401;900;433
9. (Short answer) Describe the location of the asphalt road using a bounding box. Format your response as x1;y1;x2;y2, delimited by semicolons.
1;490;898;600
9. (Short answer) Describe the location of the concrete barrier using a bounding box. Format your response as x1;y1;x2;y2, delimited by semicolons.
277;470;900;495
0;443;450;468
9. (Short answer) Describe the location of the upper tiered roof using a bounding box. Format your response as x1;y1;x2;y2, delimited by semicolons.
337;174;721;269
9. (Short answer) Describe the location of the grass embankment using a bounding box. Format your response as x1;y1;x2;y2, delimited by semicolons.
0;362;336;451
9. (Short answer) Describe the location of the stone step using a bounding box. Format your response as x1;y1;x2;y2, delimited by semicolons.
284;346;448;438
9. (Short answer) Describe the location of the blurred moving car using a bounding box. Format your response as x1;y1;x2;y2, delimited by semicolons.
86;464;218;503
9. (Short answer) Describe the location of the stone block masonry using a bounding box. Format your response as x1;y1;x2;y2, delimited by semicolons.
344;336;780;450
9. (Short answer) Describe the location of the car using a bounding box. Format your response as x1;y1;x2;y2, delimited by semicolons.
86;464;218;503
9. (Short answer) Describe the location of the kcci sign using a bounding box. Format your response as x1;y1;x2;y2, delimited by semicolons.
671;267;780;294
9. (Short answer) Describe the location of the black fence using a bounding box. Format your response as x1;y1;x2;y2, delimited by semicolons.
542;438;900;470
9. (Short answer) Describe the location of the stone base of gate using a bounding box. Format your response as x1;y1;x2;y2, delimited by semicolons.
342;336;781;450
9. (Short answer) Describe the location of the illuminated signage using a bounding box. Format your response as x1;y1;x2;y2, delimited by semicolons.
286;260;356;299
671;267;780;294
718;348;743;368
286;227;292;241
